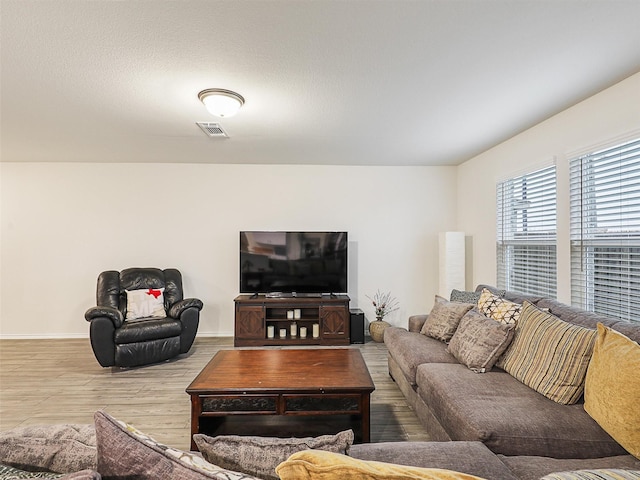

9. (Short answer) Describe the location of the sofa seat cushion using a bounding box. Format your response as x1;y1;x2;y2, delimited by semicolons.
350;441;518;480
415;363;627;458
114;336;181;367
384;327;457;385
498;454;640;480
114;317;182;344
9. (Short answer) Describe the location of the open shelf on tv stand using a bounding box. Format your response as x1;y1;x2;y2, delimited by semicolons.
234;294;350;347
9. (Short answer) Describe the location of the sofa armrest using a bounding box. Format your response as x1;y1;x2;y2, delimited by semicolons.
169;298;203;318
408;314;428;333
84;306;123;328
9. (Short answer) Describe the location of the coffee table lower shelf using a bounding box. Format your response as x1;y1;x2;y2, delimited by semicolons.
197;414;364;442
188;392;370;450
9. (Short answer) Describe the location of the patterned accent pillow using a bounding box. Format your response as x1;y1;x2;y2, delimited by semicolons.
94;411;262;480
420;296;474;342
0;424;96;474
447;309;515;373
450;289;506;304
125;288;165;320
194;430;354;480
477;288;521;324
540;470;640;480
275;450;487;480
584;324;640;459
449;289;482;304
498;302;597;405
0;464;63;479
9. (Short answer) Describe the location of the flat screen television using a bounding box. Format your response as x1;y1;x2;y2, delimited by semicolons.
240;231;348;295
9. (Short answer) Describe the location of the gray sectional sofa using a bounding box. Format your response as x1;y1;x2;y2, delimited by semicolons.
1;414;638;480
383;284;640;476
2;288;638;479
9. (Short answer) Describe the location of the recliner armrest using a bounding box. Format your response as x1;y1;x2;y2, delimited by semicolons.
169;298;203;318
85;306;124;328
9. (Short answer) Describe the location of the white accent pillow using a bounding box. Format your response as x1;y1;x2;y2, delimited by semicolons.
125;288;165;320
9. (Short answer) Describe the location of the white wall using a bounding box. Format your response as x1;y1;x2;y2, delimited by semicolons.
0;163;457;337
457;72;640;303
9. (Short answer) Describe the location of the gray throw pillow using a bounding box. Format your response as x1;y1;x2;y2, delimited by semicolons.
193;430;354;480
94;410;261;480
420;295;474;342
447;309;515;373
450;289;506;304
0;424;96;474
449;289;482;304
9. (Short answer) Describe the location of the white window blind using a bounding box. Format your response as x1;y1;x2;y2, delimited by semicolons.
497;165;557;297
570;137;640;322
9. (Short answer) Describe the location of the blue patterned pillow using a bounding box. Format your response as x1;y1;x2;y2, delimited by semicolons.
0;464;62;479
541;469;640;479
0;466;99;479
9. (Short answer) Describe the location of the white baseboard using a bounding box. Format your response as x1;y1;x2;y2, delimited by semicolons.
0;332;232;340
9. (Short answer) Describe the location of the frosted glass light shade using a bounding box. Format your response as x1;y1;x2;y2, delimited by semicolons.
439;232;466;297
198;89;245;118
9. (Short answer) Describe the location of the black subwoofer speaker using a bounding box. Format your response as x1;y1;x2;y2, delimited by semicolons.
350;308;365;344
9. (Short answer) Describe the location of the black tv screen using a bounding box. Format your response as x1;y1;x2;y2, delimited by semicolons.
240;231;348;295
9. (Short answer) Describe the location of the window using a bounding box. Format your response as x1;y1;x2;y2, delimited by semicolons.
570;137;640;322
497;165;557;297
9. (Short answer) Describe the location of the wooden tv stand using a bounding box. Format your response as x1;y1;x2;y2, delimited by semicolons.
234;294;350;347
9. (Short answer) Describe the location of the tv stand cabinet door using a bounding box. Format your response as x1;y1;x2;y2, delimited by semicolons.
235;305;265;342
320;305;349;343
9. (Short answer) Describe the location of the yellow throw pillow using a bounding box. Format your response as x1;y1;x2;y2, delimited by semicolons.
275;450;487;480
584;323;640;460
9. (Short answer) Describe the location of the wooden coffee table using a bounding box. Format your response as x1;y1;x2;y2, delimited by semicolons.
186;348;375;450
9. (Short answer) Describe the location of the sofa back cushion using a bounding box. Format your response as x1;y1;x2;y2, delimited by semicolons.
498;302;597;405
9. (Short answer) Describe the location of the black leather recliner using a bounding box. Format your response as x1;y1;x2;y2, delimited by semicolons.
85;268;203;368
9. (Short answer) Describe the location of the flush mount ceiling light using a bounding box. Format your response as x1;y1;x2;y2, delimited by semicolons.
198;88;245;118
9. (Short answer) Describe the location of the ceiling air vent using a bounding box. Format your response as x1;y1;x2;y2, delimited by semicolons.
196;122;229;138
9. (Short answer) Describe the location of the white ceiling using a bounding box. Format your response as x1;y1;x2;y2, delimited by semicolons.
2;0;640;166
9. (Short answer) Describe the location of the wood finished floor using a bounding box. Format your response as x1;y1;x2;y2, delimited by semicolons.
0;337;431;451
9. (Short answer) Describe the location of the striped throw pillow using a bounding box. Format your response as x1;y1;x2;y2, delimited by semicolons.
498;301;597;405
541;470;640;480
